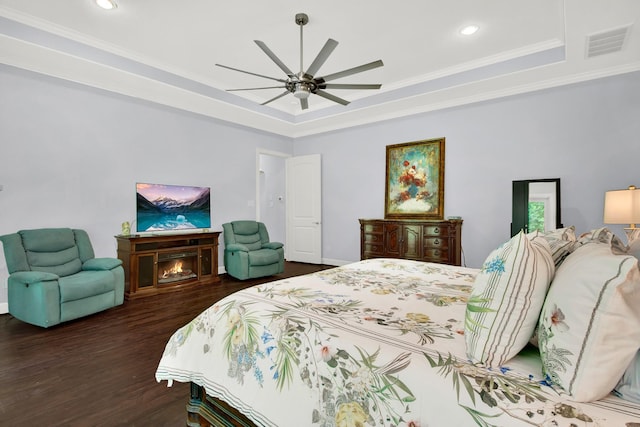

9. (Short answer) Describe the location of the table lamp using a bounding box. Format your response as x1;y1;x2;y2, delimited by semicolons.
604;185;640;244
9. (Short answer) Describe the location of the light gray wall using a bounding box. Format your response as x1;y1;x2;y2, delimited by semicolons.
293;71;640;268
1;64;639;308
0;65;293;307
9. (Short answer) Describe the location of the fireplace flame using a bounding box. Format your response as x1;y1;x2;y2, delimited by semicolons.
161;261;183;278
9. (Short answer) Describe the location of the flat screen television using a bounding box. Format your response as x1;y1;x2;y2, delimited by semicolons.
136;182;211;233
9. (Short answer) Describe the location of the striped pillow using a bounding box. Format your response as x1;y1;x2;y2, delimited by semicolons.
465;231;554;367
537;241;640;402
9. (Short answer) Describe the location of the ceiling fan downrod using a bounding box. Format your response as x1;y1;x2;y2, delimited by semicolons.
295;13;308;76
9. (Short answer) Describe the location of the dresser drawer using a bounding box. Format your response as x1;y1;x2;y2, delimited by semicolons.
424;237;449;250
363;223;384;234
423;225;450;237
363;243;385;256
424;248;451;262
363;233;383;244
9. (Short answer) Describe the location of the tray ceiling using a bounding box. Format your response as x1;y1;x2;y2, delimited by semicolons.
1;0;639;137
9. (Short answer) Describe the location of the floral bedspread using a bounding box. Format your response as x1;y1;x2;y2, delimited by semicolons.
155;258;640;427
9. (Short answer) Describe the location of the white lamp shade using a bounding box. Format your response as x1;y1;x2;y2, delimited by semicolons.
604;187;640;225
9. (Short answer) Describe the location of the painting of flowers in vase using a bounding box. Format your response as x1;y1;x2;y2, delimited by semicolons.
385;138;445;219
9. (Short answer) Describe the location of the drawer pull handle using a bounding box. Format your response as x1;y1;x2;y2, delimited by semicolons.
434;239;440;246
434;227;439;234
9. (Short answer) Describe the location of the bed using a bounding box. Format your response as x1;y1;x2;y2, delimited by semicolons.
156;229;640;427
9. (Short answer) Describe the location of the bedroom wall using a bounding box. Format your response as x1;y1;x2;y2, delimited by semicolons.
294;71;640;268
0;64;294;309
1;64;639;309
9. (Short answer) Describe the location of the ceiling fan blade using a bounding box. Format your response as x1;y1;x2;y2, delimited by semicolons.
226;86;286;91
305;38;338;77
215;64;286;83
320;83;382;90
254;40;295;76
300;98;309;110
317;60;384;83
261;90;291;106
315;90;350;106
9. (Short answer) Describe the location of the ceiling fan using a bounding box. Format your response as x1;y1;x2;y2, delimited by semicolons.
215;13;384;110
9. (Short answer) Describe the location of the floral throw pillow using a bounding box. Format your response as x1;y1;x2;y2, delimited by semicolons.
537;226;578;267
465;231;554;367
537;241;640;402
577;227;628;254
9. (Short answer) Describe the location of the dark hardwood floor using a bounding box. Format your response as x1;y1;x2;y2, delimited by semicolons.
0;262;333;427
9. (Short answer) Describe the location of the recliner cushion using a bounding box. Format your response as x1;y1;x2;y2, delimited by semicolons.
231;221;260;235
27;247;82;277
20;228;83;277
231;222;263;251
58;270;116;302
248;249;280;266
234;234;262;251
20;228;76;252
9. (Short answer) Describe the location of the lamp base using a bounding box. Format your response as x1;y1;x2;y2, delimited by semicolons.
624;228;640;245
626;228;640;260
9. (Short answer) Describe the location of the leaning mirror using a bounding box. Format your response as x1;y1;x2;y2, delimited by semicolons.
511;178;562;236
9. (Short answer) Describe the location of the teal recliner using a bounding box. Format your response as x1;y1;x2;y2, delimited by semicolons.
222;221;284;280
0;228;125;328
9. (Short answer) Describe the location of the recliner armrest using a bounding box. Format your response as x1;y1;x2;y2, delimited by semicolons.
10;271;59;284
82;257;123;271
262;242;283;250
225;243;250;252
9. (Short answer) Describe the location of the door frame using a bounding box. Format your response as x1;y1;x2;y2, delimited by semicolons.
256;148;290;256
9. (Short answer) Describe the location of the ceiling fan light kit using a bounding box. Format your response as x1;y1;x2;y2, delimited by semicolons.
293;83;311;99
216;13;383;110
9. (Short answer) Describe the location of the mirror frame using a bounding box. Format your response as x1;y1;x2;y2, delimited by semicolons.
511;178;562;236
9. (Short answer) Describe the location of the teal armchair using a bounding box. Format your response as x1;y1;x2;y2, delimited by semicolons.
0;228;124;328
222;221;284;280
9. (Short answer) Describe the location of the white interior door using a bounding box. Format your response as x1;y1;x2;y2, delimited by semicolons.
286;154;322;263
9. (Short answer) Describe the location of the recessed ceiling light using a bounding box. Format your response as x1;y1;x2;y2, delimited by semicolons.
460;25;479;36
95;0;117;10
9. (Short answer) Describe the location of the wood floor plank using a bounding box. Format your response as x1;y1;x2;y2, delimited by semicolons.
0;262;333;426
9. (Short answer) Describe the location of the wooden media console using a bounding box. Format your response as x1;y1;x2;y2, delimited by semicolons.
115;231;221;299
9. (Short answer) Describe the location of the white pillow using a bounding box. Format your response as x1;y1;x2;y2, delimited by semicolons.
615;350;640;403
465;231;554;367
537;241;640;402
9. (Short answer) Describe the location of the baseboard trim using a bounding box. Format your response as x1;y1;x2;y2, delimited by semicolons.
321;258;351;267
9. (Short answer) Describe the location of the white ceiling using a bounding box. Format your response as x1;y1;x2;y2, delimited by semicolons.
1;0;639;137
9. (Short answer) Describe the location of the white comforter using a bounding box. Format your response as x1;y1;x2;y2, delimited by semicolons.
156;258;640;426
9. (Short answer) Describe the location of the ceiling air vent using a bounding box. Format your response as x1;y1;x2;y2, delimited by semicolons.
586;26;630;58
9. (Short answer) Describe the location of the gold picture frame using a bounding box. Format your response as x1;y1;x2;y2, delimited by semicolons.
384;138;445;219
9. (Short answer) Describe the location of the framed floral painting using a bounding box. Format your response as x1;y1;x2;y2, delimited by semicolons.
384;138;445;219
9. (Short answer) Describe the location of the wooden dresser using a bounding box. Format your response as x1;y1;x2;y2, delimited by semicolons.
359;218;463;266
